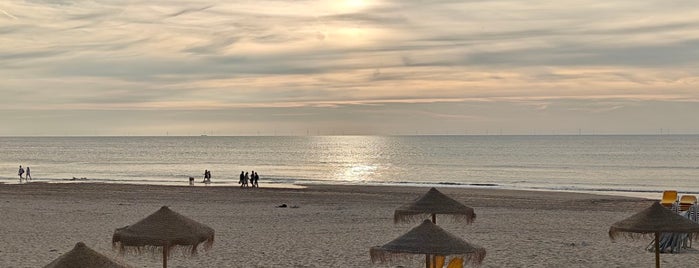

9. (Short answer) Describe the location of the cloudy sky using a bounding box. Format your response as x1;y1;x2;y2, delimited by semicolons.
1;0;698;136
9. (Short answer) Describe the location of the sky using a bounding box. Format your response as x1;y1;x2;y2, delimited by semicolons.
1;0;699;136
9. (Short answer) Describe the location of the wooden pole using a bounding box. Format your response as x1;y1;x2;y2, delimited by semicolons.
426;254;430;268
655;232;660;268
163;245;168;268
429;213;436;267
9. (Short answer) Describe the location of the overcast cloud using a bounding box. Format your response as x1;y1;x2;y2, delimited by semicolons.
1;0;698;135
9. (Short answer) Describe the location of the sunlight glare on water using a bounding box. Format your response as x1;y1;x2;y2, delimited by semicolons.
2;135;699;196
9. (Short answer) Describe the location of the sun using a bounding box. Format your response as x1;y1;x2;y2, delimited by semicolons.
346;0;365;7
329;0;371;13
345;0;367;9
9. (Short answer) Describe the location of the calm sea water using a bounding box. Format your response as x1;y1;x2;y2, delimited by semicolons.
1;135;698;196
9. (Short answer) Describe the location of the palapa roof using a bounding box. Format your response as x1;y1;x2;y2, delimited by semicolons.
394;187;475;224
609;202;699;240
112;206;214;256
44;242;131;268
370;219;486;266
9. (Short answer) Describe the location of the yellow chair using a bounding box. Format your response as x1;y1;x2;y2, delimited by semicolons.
679;195;697;211
660;190;678;208
431;255;445;268
446;257;463;268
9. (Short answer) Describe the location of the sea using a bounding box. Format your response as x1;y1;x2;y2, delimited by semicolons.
1;135;698;198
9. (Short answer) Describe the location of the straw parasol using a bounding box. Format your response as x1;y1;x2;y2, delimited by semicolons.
112;206;214;268
371;219;486;268
394;187;476;224
44;242;132;268
609;202;699;268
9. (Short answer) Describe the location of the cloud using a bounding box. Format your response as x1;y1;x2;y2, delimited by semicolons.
166;5;213;18
0;8;18;19
2;0;699;134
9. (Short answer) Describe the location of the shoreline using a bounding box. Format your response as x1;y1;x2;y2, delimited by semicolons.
1;178;664;200
0;181;655;215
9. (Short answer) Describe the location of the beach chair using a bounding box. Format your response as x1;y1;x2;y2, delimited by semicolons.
446;257;464;268
660;190;678;208
430;255;445;268
679;195;697;211
688;204;699;248
690;203;699;223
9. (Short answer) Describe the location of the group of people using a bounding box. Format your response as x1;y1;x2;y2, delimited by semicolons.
18;165;31;183
239;171;259;188
203;170;213;184
188;169;260;187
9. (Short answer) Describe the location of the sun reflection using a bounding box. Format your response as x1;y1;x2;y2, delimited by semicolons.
324;136;386;183
341;164;378;182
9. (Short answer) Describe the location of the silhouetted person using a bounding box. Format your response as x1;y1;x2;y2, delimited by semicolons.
253;171;259;187
25;166;31;181
18;165;24;182
239;171;245;188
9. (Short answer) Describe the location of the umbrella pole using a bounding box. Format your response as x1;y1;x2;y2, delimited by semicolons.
655;232;660;268
163;245;168;268
432;213;436;224
426;254;430;268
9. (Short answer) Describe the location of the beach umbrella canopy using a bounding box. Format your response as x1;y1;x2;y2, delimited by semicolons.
44;242;131;268
609;202;699;268
112;206;214;268
394;187;476;224
371;219;486;267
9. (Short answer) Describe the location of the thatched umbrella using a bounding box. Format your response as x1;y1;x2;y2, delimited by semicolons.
394;187;476;224
44;242;131;268
371;219;486;268
112;206;214;268
609;202;699;268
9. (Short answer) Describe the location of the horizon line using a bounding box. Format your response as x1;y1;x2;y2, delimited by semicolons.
2;133;698;138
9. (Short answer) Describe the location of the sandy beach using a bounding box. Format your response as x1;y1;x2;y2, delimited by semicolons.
0;182;695;267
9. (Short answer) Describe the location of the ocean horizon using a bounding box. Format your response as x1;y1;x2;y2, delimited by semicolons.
2;135;698;198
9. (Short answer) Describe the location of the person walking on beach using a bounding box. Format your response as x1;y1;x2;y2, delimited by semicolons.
244;171;249;188
18;165;24;182
250;170;255;188
204;170;212;184
25;166;31;181
239;171;245;188
253;171;259;188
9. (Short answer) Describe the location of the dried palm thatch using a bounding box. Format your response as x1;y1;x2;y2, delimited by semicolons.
609;202;699;240
44;242;132;268
371;219;486;267
609;201;699;268
394;187;475;224
112;206;214;268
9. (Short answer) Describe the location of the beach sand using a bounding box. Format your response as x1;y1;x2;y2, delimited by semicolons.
0;182;695;267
